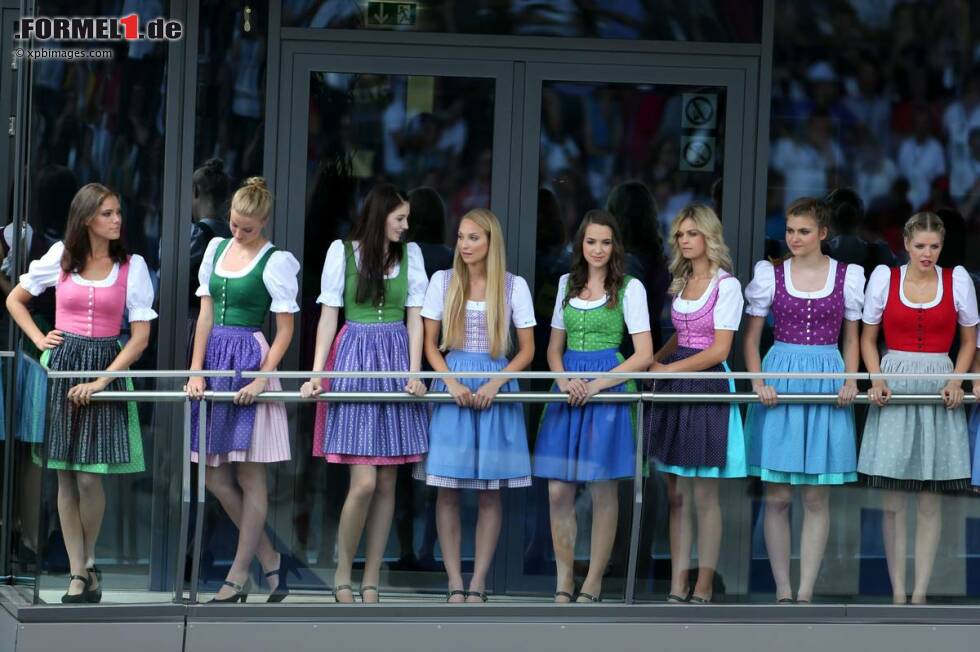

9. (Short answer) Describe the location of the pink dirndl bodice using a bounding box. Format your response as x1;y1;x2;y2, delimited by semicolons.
54;259;130;338
672;272;731;350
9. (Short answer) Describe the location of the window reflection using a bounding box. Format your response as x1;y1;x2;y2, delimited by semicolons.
294;71;496;593
283;0;763;43
535;81;725;361
19;0;171;602
764;0;980;604
769;1;980;279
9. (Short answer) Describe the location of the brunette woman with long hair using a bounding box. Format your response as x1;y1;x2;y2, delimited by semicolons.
302;183;429;603
6;183;157;603
533;209;654;603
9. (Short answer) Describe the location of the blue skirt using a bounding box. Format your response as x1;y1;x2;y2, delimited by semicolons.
533;348;636;482
0;353;47;443
747;342;857;485
423;351;531;482
970;405;980;487
0;357;5;442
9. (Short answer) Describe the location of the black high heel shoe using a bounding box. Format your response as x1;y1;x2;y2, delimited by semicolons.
61;574;91;604
207;580;249;603
85;566;103;604
266;554;301;603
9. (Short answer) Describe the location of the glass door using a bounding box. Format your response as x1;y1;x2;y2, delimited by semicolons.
507;62;751;599
261;51;514;601
269;46;754;602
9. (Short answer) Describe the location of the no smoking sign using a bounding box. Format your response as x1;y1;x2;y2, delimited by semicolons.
680;136;715;172
681;93;717;129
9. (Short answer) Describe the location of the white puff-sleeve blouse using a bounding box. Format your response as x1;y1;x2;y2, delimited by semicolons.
744;259;865;321
19;241;158;322
549;274;651;334
862;264;979;326
421;270;537;328
194;238;300;313
672;271;743;331
317;239;428;308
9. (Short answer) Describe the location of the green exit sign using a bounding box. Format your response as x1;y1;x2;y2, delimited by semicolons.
367;1;417;27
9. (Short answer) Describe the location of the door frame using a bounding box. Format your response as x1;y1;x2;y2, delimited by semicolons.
0;3;20;581
272;36;761;600
275;43;517;370
515;61;751;290
502;61;754;596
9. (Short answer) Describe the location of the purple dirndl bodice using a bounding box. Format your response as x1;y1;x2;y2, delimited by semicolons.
445;270;515;353
771;261;846;345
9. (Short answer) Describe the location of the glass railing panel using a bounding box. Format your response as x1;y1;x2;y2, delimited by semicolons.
33;376;186;605
5;349;44;590
633;394;751;604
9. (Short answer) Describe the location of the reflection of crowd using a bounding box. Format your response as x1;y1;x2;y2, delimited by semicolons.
539;84;721;251
22;2;169;285
769;1;980;274
285;0;760;43
194;3;267;183
305;74;495;248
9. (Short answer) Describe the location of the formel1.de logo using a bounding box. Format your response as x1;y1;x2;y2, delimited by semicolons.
14;15;183;41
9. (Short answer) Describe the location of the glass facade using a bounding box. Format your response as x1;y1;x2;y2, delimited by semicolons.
282;0;763;43
2;0;179;603
0;0;979;613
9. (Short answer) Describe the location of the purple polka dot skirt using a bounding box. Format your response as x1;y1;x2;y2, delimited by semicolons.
317;321;428;462
191;326;291;466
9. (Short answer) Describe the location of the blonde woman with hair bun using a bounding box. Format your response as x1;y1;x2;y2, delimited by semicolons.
414;208;536;603
645;203;746;605
185;175;301;603
858;211;978;604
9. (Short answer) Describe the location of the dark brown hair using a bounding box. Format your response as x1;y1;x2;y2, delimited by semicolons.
61;183;127;273
773;196;831;263
786;196;831;232
347;183;409;306
564;209;627;309
192;158;230;216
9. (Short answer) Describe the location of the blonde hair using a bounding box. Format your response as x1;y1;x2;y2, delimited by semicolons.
667;203;733;295
231;176;272;220
903;211;945;242
441;209;511;358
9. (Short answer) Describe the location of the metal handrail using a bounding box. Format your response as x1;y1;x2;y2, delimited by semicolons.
247;370;873;380
45;370;237;379
0;351;13;358
85;390;980;405
20;384;979;608
39;369;980;381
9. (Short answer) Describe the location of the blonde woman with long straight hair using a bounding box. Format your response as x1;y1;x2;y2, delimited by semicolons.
645;204;747;604
415;208;536;603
